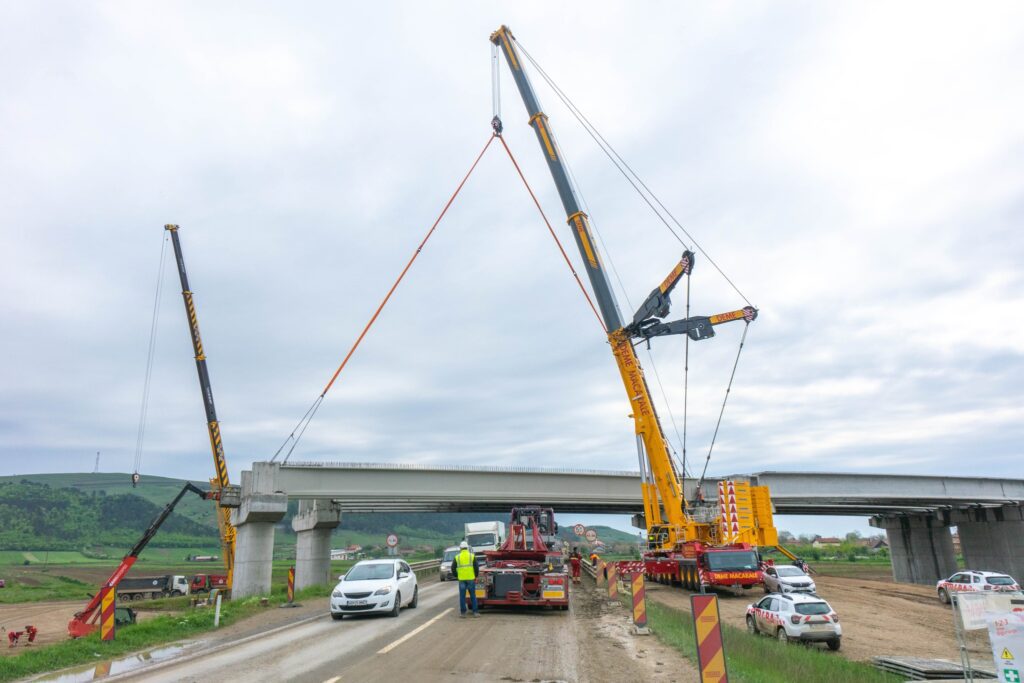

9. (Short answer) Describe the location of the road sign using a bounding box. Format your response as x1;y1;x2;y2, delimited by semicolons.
987;612;1024;683
573;523;585;536
99;586;115;642
386;533;399;548
692;594;729;682
631;572;650;634
585;529;598;542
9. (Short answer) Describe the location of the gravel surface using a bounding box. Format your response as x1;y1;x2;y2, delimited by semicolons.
644;574;992;664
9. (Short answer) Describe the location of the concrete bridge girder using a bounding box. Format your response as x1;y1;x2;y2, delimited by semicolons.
229;462;1024;595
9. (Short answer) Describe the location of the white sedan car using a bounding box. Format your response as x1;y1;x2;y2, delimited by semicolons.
331;559;418;620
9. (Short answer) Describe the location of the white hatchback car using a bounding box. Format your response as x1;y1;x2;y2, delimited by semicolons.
763;564;817;594
330;559;418;620
746;593;842;651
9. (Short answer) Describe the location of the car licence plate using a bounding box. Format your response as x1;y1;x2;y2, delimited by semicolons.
808;624;832;631
348;599;368;606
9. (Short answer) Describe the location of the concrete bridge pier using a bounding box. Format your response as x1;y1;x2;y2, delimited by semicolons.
871;513;956;585
944;505;1024;580
292;498;341;591
231;468;288;599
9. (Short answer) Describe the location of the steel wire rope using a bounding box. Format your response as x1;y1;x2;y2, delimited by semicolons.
132;233;170;478
696;321;750;491
513;38;754;308
273;134;498;463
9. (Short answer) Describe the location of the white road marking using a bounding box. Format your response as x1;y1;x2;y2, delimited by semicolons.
322;677;341;683
376;607;454;654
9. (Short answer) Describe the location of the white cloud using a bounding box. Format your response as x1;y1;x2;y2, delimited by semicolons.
1;1;1021;506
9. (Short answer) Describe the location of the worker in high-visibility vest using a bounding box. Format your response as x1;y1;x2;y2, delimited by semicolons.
452;540;481;618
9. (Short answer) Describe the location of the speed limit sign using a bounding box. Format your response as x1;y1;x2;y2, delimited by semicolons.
585;529;598;542
386;533;399;548
573;524;585;536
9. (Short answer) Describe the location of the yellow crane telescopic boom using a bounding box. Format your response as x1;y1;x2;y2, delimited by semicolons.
165;224;237;587
490;26;763;553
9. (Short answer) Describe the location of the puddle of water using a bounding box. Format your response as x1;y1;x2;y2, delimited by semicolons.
33;643;193;682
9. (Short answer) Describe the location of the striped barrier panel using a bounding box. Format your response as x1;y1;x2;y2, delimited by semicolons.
691;594;729;682
287;566;295;604
631;572;649;634
607;564;619;598
100;586;116;642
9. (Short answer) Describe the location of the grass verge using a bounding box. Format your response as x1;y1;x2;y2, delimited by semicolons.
641;598;900;682
0;584;329;683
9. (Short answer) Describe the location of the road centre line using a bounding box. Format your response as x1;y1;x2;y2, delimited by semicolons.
376;607;454;654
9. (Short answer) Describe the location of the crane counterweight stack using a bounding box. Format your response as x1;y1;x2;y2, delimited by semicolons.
491;25;786;591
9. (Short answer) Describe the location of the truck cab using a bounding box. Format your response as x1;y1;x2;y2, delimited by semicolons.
464;521;506;554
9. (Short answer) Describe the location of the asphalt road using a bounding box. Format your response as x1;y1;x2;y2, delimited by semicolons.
115;578;694;682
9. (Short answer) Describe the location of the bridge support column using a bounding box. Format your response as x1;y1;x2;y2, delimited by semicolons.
292;499;341;591
231;466;288;599
947;505;1024;580
871;514;956;585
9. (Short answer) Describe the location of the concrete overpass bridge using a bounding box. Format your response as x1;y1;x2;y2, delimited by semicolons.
229;461;1024;597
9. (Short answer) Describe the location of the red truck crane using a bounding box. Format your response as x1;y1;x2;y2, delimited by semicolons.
491;26;785;593
475;507;569;610
68;482;231;638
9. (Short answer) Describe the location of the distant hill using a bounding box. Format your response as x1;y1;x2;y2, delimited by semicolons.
0;478;218;550
3;472;220;529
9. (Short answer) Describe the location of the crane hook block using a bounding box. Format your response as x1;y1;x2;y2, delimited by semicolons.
491;116;503;135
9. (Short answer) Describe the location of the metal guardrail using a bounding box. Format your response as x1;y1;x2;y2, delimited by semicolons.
409;558;442;573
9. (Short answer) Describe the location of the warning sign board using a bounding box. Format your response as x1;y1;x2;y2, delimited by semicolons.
691;594;729;682
585;529;598;542
987;612;1024;683
573;523;585;536
386;533;399;548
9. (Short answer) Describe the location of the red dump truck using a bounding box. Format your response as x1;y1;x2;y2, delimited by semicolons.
190;574;229;593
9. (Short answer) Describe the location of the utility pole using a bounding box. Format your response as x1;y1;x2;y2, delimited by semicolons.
93;451;100;474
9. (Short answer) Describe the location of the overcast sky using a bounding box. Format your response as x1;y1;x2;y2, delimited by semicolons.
2;2;1022;537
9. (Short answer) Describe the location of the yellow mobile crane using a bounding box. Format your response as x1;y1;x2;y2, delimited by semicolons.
165;224;238;589
492;27;788;590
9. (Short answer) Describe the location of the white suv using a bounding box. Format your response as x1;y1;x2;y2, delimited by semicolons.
937;570;1021;604
763;564;817;595
746;593;842;651
330;559;418;619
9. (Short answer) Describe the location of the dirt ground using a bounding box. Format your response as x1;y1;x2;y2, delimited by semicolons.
0;601;167;655
571;577;698;682
644;574;991;664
